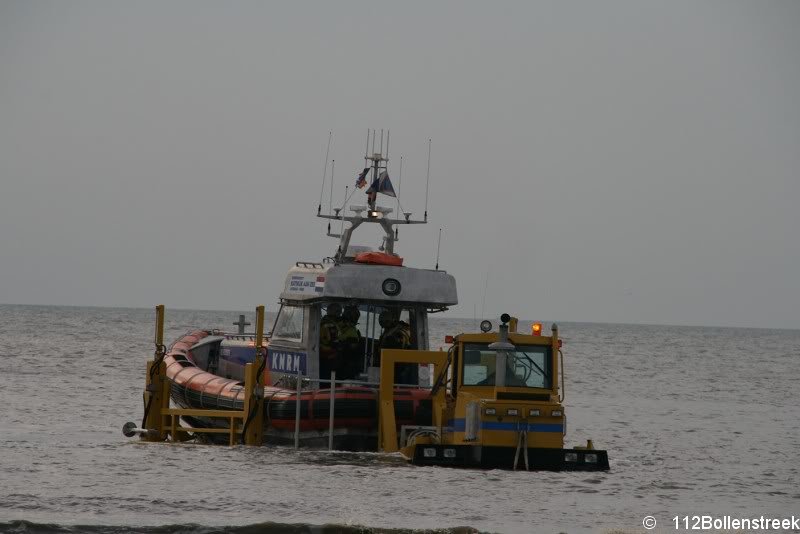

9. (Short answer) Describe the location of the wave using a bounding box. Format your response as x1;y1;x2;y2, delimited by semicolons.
0;521;482;534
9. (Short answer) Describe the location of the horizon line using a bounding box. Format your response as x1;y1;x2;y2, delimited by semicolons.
1;301;796;332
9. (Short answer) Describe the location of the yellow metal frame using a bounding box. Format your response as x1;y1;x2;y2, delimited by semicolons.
242;305;266;445
378;349;448;453
141;305;267;446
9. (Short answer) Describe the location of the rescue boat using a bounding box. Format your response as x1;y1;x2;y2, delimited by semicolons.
135;133;457;450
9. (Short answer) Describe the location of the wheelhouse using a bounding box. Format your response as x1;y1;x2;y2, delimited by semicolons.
267;138;458;386
267;259;457;384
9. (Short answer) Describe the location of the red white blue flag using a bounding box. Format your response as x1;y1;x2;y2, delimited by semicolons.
355;168;370;189
366;170;396;197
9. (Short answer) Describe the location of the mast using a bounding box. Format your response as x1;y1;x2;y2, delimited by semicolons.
366;129;387;212
317;129;427;264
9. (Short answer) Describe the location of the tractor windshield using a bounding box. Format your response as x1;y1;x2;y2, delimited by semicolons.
461;343;552;388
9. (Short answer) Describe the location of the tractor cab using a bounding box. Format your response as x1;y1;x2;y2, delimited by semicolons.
378;314;610;470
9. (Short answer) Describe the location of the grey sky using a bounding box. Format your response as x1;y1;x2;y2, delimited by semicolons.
1;1;798;329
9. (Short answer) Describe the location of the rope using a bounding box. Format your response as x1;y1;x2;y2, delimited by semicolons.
430;344;455;397
513;428;530;471
513;431;523;470
140;343;166;428
405;428;440;449
559;349;566;403
241;347;268;444
523;429;529;470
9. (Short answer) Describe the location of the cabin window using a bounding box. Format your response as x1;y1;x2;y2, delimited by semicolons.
272;305;304;341
317;302;421;382
325;304;420;363
368;306;418;357
461;343;551;388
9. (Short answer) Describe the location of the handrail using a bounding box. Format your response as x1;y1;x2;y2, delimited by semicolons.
328;371;336;450
282;375;431;390
294;369;302;449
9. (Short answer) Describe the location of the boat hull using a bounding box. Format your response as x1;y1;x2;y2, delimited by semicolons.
164;330;432;449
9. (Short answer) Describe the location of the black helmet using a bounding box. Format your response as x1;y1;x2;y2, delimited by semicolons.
343;305;360;323
379;309;394;328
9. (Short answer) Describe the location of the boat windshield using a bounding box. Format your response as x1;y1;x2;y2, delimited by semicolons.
272;305;304;341
461;343;551;388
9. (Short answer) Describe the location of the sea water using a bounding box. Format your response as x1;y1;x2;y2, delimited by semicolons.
0;305;797;533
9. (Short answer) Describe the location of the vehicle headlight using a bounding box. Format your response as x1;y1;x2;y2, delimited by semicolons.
551;409;563;417
485;408;496;415
528;409;540;417
506;408;519;416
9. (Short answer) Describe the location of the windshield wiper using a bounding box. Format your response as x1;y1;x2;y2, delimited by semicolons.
518;351;549;382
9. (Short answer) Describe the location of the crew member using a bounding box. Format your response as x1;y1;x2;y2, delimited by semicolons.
337;305;362;379
377;309;411;350
377;309;415;384
319;303;342;380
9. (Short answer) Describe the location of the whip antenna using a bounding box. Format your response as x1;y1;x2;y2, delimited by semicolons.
394;155;403;236
318;131;332;214
424;138;431;222
481;270;489;319
339;185;348;236
435;228;442;270
328;159;335;215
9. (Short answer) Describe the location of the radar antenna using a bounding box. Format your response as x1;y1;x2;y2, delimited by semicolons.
317;129;428;264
